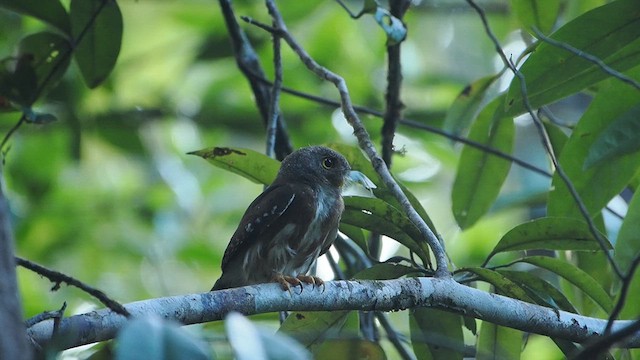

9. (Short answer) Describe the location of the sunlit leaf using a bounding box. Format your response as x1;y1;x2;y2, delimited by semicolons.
505;0;640;116
188;147;278;185
0;0;71;34
487;217;610;260
410;308;464;360
510;0;561;35
70;0;123;88
452;96;514;229
443;74;499;138
515;256;613;313
583;103;640;169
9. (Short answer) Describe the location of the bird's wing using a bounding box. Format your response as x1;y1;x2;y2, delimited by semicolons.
220;183;317;270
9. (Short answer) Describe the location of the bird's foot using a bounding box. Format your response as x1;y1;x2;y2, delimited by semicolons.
272;274;303;293
296;275;325;292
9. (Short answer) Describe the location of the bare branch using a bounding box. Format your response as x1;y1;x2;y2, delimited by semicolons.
263;0;450;277
15;257;130;317
26;278;640;351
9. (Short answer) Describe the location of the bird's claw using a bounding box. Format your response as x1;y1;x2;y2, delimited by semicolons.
273;274;303;294
296;275;325;292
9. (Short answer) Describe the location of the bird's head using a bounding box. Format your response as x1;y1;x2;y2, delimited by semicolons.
278;146;351;189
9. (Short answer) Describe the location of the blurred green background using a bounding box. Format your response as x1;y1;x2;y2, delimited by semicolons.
1;1;606;358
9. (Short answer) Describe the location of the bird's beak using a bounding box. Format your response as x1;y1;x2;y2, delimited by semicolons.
346;171;377;191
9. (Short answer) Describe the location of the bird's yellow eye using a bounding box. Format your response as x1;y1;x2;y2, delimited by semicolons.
322;157;335;169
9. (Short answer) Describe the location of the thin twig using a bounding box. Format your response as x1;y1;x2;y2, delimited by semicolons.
24;302;67;329
218;0;292;160
572;318;640;359
376;313;416;360
465;0;623;279
604;255;640;334
265;0;450;277
533;28;640;92
265;9;283;159
15;257;130;317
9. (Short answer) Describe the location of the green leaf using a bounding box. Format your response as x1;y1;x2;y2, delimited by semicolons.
452;96;514;229
542;121;569;157
497;270;577;312
278;311;351;352
463;267;535;303
115;316;211;360
505;0;640;116
70;0;123;88
342;196;429;263
410;308;465;360
188;147;279;185
615;190;640;274
476;321;522;360
443;74;500;138
0;0;71;34
0;32;71;107
548;67;640;218
583;103;640;169
352;263;416;280
515;256;613;312
487;217;610;259
510;0;561;35
338;223;367;251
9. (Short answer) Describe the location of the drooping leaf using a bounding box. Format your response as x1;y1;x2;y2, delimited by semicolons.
410;308;465;360
342;196;429;263
115;316;211;360
338;223;367;251
497;270;577;313
547;67;640;218
487;217;610;260
452;96;514;229
510;0;561;35
476;321;522;360
505;0;640;116
615;190;640;275
515;256;613;313
188;147;279;185
463;267;534;303
583;103;640;169
70;0;123;88
0;32;71;107
278;310;351;352
0;0;71;34
443;74;500;138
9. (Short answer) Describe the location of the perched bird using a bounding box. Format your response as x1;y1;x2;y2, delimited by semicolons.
212;146;370;291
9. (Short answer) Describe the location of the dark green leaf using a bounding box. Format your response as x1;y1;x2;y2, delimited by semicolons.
315;340;385;360
476;321;522;360
410;308;465;360
510;0;561;35
115;316;211;360
542;121;569;157
488;217;610;259
188;147;279;185
0;0;71;34
515;256;613;312
278;311;350;352
70;0;123;88
497;270;577;312
352;263;416;280
548;67;640;218
505;0;640;116
342;196;429;263
0;32;71;106
452;96;514;229
443;74;499;138
615;191;640;275
583;103;640;169
463;267;535;303
338;223;367;252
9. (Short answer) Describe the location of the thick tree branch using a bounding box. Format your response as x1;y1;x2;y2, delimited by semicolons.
26;277;640;351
